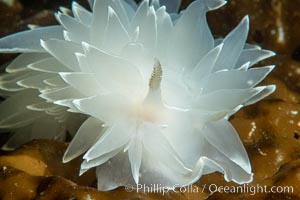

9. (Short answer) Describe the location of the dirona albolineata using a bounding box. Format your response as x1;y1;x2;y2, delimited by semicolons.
0;0;275;190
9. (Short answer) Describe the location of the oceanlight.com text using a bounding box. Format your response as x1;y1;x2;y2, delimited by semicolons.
125;183;294;196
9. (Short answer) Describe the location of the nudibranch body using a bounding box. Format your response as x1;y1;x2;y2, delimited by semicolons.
0;0;275;190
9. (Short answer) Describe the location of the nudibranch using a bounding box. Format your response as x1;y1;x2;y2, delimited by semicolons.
0;0;276;190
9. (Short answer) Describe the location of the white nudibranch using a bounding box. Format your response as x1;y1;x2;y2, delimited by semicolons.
0;0;276;191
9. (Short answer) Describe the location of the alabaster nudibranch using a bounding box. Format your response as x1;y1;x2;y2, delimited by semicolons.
0;0;275;190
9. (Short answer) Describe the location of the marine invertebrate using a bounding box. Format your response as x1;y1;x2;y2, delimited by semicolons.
0;0;275;190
